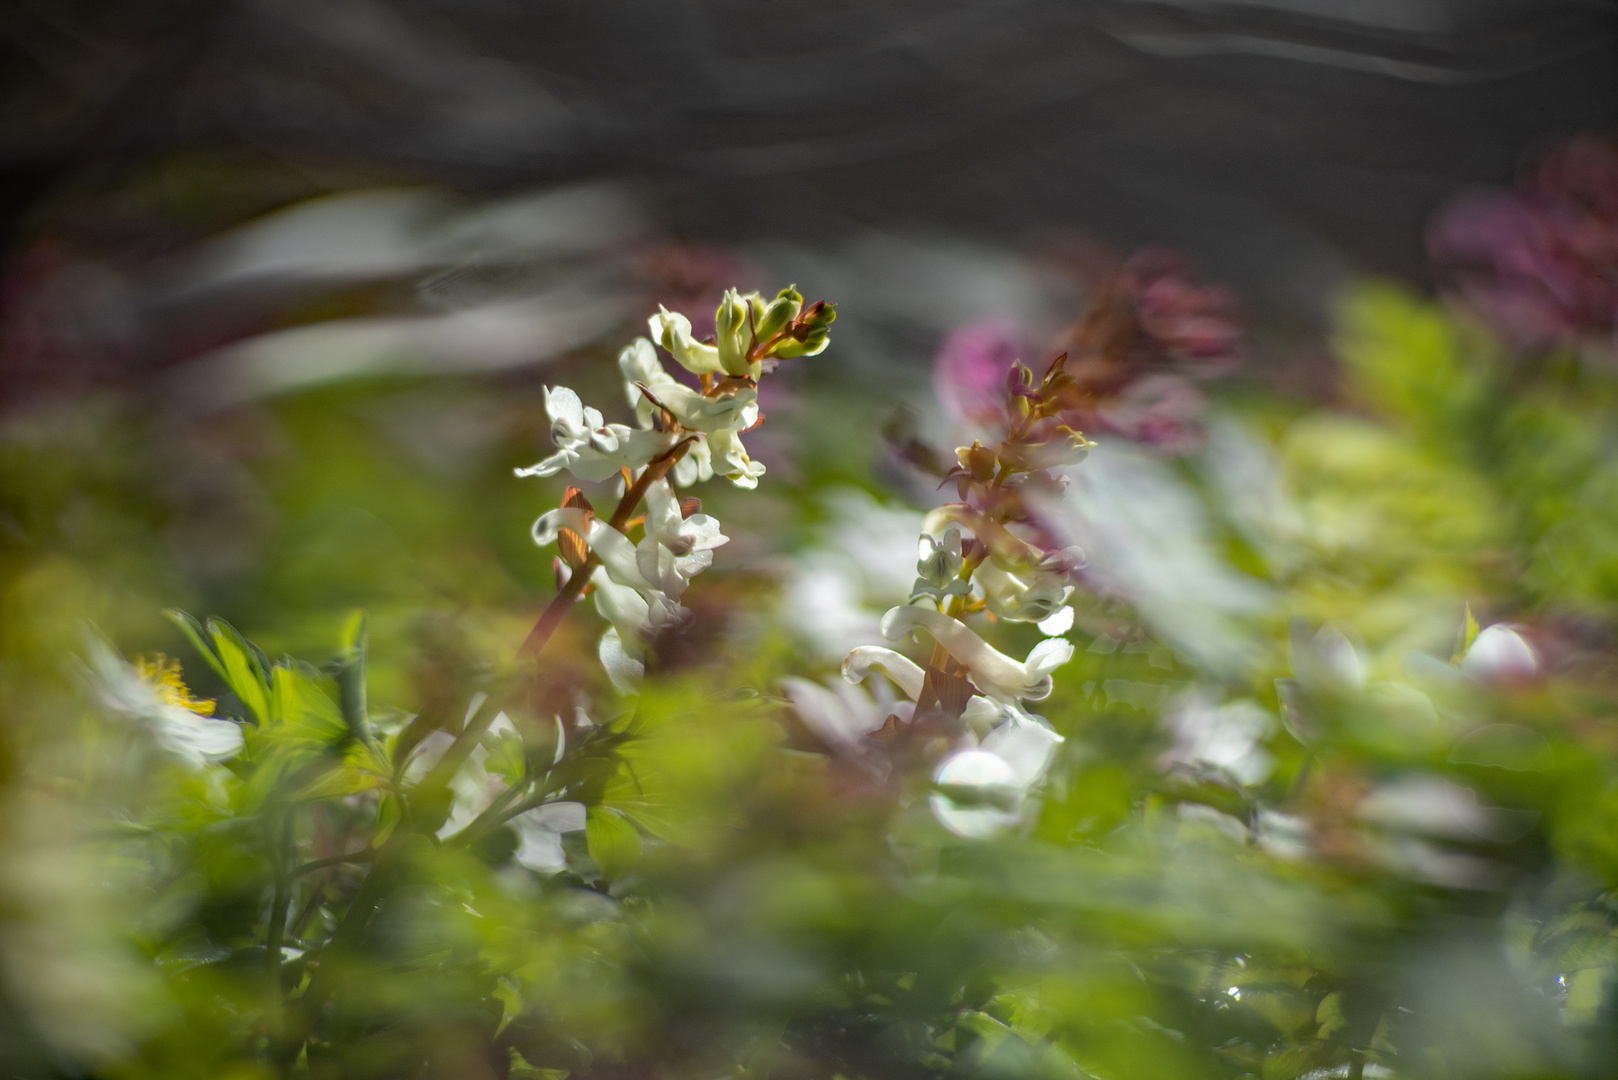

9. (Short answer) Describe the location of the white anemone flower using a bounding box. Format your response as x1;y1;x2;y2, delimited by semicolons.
877;605;1075;705
515;386;674;483
1461;624;1538;685
85;637;243;768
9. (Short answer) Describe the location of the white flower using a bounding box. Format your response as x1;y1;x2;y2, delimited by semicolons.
515;386;674;483
511;801;588;872
533;492;723;689
930;750;1023;838
876;605;1075;705
642;478;727;558
780;675;902;769
841;645;1002;732
85;637;243;768
1160;693;1275;785
974;560;1072;623
912;527;970;603
648;306;725;376
619;338;758;434
617;337;764;489
1036;606;1074;636
840;628;1065;839
671;436;714;487
1461;624;1538;685
597;625;644;692
916;527;965;587
413;707;586;872
707;429;765;489
930;717;1063;839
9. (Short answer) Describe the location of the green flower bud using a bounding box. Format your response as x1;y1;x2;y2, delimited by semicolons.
714;288;756;377
753;286;803;344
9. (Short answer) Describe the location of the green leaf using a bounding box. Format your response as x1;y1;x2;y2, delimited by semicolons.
164;609;228;684
332;610;375;750
207;618;271;724
484;729;527;785
1453;603;1481;663
585;806;641;880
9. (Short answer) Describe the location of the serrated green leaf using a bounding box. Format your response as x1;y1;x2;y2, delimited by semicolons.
484;729;527;785
207;619;270;723
585;806;641;879
333;610;375;750
165;609;229;684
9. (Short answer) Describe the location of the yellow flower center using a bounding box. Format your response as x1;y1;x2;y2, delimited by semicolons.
135;655;216;717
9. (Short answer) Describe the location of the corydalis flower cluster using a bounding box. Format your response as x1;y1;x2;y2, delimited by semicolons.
841;351;1097;835
932;249;1241;454
519;287;834;686
1429;134;1618;352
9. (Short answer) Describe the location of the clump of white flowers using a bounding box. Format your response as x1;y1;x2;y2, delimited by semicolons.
834;353;1101;837
518;287;834;685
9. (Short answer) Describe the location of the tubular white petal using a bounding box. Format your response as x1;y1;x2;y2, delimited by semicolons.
841;646;927;701
649;306;724;375
513;451;569;479
531;506;592;547
980;716;1064;788
880;606;1073;703
591;568;651;647
597;627;645;693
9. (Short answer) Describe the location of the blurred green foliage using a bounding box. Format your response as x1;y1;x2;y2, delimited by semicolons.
2;283;1618;1080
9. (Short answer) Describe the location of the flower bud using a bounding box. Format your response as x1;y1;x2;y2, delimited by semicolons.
916;527;965;588
1461;624;1538;685
714;288;755;377
753;286;803;344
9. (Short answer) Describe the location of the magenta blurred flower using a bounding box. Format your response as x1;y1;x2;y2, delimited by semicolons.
1123;248;1242;370
1428;135;1618;350
1097;373;1207;454
934;319;1023;425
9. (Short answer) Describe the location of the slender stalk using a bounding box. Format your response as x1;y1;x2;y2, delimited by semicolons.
264;811;293;1057
518;552;598;658
291;849;376;877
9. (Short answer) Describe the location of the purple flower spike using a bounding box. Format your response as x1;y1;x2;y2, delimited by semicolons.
1123;249;1242;370
934;319;1023;425
1428;135;1618;350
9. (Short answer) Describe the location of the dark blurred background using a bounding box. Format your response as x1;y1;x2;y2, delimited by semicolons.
4;0;1617;405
